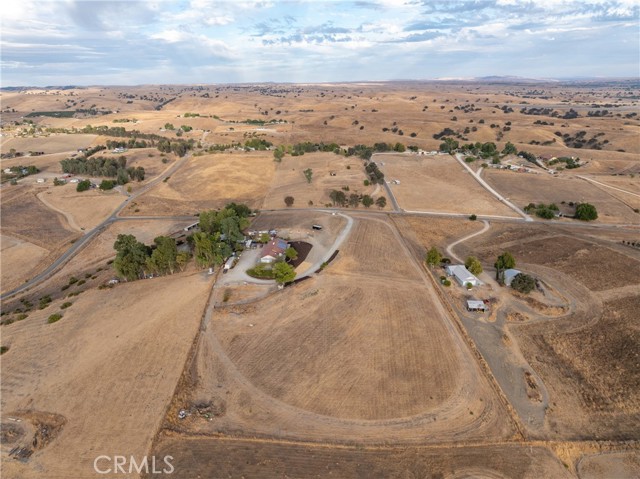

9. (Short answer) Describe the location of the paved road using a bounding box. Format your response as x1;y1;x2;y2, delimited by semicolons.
1;155;191;300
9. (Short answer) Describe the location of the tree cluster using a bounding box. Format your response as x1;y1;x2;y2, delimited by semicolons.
524;202;559;219
495;252;516;284
113;234;189;281
365;162;385;184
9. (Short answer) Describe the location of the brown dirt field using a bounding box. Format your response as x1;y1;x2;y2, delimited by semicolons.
483;169;639;223
36;184;124;231
176;215;514;444
1;184;78;250
380;154;518;216
0;134;97;155
124;151;275;215
398;215;486;251
0;234;49;293
215;275;454;420
470;233;640;292
261;152;382;209
511;295;640;440
578;451;640;479
576;176;640;210
150;437;574;479
0;272;213;479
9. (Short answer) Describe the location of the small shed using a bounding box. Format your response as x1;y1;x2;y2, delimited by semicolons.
467;300;487;312
504;269;521;287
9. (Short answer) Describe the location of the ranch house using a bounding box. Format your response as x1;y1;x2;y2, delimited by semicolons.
260;238;288;264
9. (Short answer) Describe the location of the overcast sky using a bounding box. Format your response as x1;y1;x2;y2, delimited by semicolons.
1;0;638;86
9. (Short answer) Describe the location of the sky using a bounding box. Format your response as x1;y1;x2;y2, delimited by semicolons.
1;0;639;86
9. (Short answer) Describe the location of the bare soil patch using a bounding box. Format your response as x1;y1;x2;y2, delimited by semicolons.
483;169;638;223
261;152;381;209
150;437;573;479
0;272;213;478
1;235;49;293
512;295;640;440
380;153;518;216
125;151;275;215
1;185;77;248
36;184;124;231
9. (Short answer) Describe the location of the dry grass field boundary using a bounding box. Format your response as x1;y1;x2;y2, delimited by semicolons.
0;272;214;479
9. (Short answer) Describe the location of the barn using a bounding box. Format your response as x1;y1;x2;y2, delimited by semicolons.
504;269;522;287
445;265;482;287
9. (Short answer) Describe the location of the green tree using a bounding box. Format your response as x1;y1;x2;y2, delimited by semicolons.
426;247;442;267
465;256;483;275
273;146;285;162
511;273;536;294
303;168;313;184
176;251;191;272
219;216;244;245
116;168;129;185
495;251;516;284
273;262;296;285
147;236;178;275
113;234;150;281
361;195;374;208
375;196;387;209
349;193;361;208
99;179;115;190
259;232;270;244
330;189;346;206
502;141;517;155
164;123;174;130
285;246;298;260
575;202;598;221
439;137;459;153
284;196;295;207
76;179;91;192
193;232;230;268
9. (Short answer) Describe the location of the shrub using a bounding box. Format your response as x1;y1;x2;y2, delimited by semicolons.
47;313;63;324
76;179;91;192
575;202;598;221
99;179;115;190
222;289;232;302
284;196;294;207
38;295;52;309
511;273;536;294
60;302;73;309
16;313;28;321
469;214;477;221
0;346;9;354
443;279;451;287
69;277;79;284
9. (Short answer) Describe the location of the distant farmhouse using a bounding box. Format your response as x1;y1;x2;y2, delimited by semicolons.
260;238;288;264
445;265;482;287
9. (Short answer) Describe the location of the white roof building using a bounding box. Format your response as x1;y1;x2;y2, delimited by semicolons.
445;265;482;287
466;300;487;311
504;269;521;286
